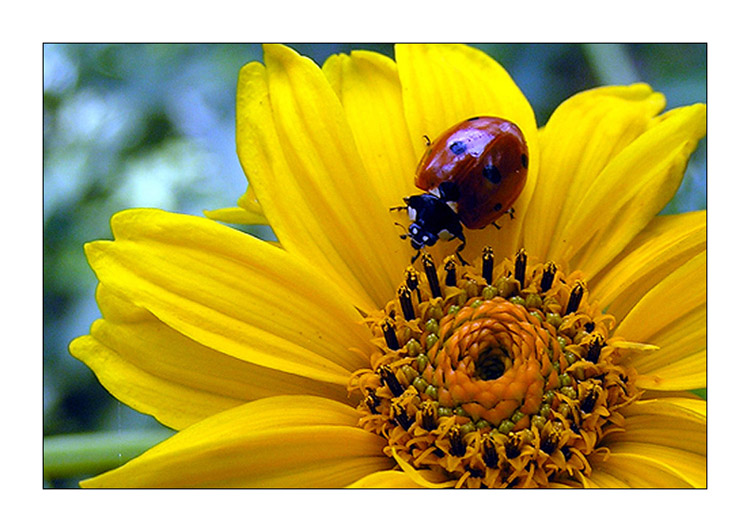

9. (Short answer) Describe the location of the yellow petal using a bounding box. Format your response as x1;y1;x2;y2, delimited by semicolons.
634;303;705;369
239;60;371;305
551;103;706;276
622;396;707;423
605;442;705;487
582;469;630;488
261;44;409;306
391;448;457;488
81;396;392;488
70;284;352;430
346;470;423;488
394;44;539;260
85;209;372;385
588;452;693;488
634;350;705;391
616;250;706;342
590;210;706;321
525;84;666;261
607;398;706;455
322;51;416;214
70;334;241;430
203;206;268;226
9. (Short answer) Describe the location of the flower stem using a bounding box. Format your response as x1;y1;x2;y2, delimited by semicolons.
43;429;174;479
581;44;640;86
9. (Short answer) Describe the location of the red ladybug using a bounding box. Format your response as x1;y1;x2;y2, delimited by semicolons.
394;116;529;264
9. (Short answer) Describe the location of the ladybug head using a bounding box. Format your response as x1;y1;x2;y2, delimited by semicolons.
407;222;438;250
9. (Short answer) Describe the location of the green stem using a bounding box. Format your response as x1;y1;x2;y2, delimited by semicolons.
44;429;174;479
581;44;640;86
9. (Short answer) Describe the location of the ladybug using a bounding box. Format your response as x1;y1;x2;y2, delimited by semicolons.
393;116;529;264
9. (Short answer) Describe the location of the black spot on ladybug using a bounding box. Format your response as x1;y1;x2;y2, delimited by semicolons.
521;153;529;169
493;202;503;211
438;181;460;202
482;163;502;184
449;141;467;155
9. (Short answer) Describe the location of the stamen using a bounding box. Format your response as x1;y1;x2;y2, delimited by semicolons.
585;334;604;363
540;430;559;454
481;436;499;468
505;434;522;459
378;365;404;397
514;249;527;287
540;262;557;292
581;388;599;413
365;392;380;414
448;426;466;457
405;267;421;302
381;318;400;350
565;281;585;315
393;404;414;430
482;246;494;284
421;402;438;431
398;285;416;321
444;257;457;286
421;253;442;298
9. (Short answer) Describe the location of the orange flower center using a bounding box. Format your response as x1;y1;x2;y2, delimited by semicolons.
349;248;640;488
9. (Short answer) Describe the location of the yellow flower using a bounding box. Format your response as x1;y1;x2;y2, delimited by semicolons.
70;44;706;488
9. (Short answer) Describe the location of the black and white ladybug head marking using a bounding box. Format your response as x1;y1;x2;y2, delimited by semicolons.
399;193;467;264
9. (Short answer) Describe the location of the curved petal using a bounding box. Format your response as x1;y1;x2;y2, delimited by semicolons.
551;103;706;277
203;206;268;226
70;286;352;430
322;51;416;215
607;398;706;455
631;301;705;391
582;469;630;488
81;396;392;488
84;209;373;386
590;210;706;321
588;452;693;488
346;470;423;488
391;449;457;488
616;250;706;344
619;396;707;424
395;44;539;260
525;84;666;262
605;442;705;487
237;44;409;310
70;333;241;431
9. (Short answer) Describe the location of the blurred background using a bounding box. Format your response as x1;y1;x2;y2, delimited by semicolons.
43;43;707;487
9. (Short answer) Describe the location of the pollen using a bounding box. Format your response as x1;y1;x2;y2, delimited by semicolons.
349;249;641;488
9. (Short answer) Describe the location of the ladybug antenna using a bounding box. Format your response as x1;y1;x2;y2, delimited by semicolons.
422;134;431;146
393;221;409;240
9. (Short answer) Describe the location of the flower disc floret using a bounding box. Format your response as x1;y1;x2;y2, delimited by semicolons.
349;248;640;488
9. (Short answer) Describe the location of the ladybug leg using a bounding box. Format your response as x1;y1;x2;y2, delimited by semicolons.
411;249;422;264
454;236;469;266
491;208;516;230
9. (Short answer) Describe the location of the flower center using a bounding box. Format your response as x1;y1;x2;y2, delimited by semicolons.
349;248;641;488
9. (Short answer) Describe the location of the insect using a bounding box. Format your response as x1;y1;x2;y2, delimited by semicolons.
393;116;529;264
